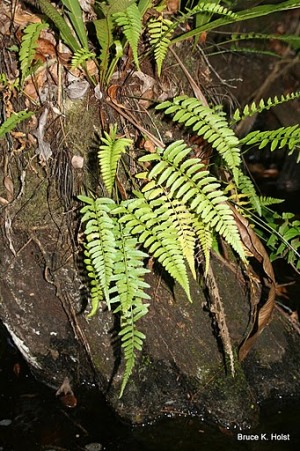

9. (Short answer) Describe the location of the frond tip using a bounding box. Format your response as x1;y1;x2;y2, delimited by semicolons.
98;124;132;196
156;96;241;171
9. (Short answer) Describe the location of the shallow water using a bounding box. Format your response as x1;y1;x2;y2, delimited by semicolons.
1;335;299;451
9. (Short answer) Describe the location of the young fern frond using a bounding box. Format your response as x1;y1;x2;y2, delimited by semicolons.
192;217;213;275
98;124;132;196
109;222;150;396
113;3;142;69
266;212;300;270
229;32;300;51
139;140;246;263
79;196;117;309
19;22;49;84
0;111;34;138
71;49;96;69
36;0;80;52
235;171;262;215
113;196;192;302
232;92;300;123
147;16;173;77
156;96;241;171
241;124;300;155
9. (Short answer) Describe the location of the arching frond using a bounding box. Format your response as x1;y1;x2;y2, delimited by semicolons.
232;92;300;123
241;124;300;155
19;22;49;84
113;3;142;69
0;111;34;138
156;96;241;171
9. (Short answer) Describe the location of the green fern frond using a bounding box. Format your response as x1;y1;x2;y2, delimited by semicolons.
232;92;300;123
71;48;96;68
241;124;300;155
119;315;147;397
61;0;89;50
259;196;284;207
113;196;192;301
156;96;241;171
147;16;173;77
185;2;237;19
79;196;117;309
142;187;197;278
192;217;213;275
236;171;262;215
19;22;49;84
98;124;132;196
36;0;80;52
113;3;142;69
108;220;150;396
139;140;246;262
229;32;300;51
267;212;300;270
0;110;34;138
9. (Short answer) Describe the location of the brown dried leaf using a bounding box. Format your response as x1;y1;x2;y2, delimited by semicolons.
231;207;276;361
3;176;14;202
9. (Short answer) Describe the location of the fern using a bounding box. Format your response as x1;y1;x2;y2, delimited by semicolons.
147;16;173;77
79;196;117;309
71;49;96;69
229;32;300;51
139;140;246;263
113;3;142;70
192;216;213;275
184;2;237;19
232;92;300;123
110;221;150;397
36;0;80;52
241;124;300;156
19;22;49;84
156;96;241;172
266;212;300;270
0;110;34;138
98;124;132;196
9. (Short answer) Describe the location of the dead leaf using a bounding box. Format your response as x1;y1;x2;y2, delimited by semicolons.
231;207;276;361
56;376;77;408
3;175;14;202
12;4;41;26
34;108;52;162
0;196;9;206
